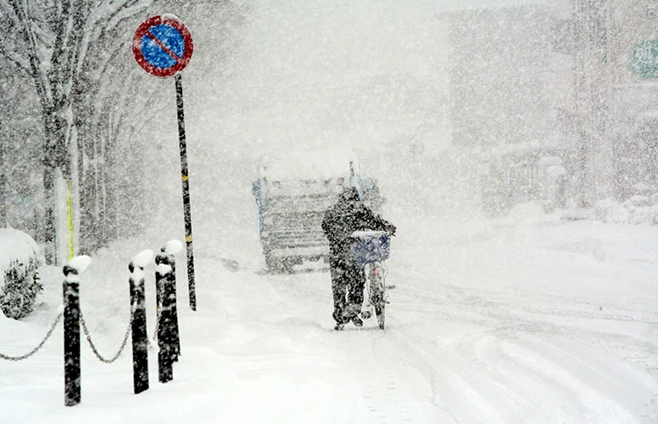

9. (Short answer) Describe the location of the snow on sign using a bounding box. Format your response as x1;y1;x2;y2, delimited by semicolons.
132;15;194;78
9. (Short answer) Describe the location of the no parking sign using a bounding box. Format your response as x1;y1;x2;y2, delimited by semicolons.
132;15;198;311
132;15;194;77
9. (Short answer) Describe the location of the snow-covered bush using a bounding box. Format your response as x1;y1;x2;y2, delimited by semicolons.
593;196;658;225
507;201;547;223
594;198;617;220
629;206;654;225
607;203;630;223
0;229;43;320
624;195;650;208
651;193;658;206
596;198;631;223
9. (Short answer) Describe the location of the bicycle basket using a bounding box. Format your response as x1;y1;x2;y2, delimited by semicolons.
352;231;390;266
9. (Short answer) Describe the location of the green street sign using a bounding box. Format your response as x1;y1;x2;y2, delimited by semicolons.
630;40;658;79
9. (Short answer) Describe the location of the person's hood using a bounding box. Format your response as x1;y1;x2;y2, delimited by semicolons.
338;186;360;203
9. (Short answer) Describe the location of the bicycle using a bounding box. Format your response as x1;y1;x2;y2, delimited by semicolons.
352;230;394;330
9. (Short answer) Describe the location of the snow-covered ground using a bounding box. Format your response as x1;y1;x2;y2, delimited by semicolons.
1;214;656;424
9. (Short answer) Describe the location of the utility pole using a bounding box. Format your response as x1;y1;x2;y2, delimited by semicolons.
573;0;615;207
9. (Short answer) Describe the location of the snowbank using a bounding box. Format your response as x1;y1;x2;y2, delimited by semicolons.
0;229;41;273
508;202;546;223
506;201;560;225
0;229;43;320
594;197;658;226
507;195;658;227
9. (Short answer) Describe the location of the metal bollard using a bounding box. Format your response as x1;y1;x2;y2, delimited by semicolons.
163;240;183;360
130;250;153;394
155;242;180;383
62;255;91;407
169;253;181;361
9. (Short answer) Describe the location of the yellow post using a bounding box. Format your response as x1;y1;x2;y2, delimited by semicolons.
67;180;74;260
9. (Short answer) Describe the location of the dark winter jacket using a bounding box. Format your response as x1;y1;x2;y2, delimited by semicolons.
322;187;395;257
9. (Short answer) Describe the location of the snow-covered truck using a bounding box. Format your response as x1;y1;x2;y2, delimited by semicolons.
252;149;384;273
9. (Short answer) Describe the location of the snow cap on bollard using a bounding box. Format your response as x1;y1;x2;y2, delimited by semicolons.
163;239;183;255
155;263;173;275
131;250;154;281
65;255;92;275
132;249;154;269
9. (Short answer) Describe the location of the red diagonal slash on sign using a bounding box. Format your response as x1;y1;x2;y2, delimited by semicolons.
147;29;182;62
132;15;194;78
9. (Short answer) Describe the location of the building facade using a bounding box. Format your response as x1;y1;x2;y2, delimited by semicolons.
445;1;658;215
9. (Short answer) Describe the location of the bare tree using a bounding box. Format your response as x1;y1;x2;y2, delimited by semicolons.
0;0;153;262
1;0;248;259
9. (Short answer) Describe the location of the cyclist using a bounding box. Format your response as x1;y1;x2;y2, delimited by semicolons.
321;186;395;330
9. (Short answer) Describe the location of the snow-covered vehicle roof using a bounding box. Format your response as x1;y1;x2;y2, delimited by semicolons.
257;148;359;181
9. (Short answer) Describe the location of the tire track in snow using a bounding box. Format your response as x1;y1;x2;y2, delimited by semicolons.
495;339;641;424
354;352;416;423
380;266;653;424
333;330;450;424
494;329;658;424
386;326;643;424
261;271;452;423
445;328;610;423
385;328;511;424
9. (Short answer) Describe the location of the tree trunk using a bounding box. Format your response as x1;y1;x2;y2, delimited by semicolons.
0;135;6;228
42;165;56;262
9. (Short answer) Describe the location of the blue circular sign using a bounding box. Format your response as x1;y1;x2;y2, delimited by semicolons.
133;16;194;78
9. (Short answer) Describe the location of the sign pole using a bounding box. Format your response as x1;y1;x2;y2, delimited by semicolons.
132;15;196;311
174;73;196;311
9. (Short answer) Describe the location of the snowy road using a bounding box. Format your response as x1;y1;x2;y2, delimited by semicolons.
1;220;656;424
206;219;658;424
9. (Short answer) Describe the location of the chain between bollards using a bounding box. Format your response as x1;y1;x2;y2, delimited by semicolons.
79;310;132;364
3;247;188;404
0;313;62;361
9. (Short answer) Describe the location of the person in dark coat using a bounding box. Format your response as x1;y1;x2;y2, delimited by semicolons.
322;186;395;330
